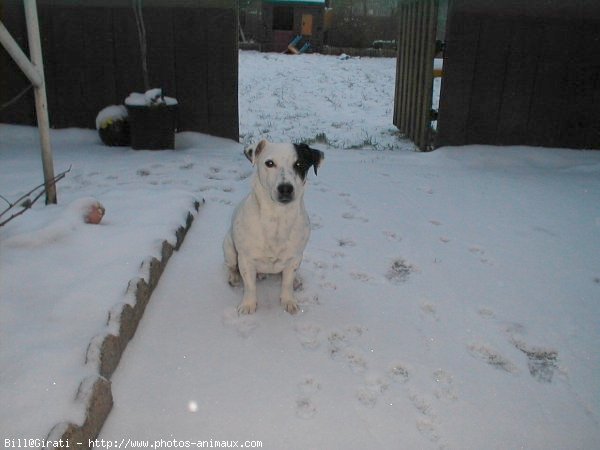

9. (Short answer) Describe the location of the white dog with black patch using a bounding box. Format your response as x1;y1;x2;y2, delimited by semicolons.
223;140;324;314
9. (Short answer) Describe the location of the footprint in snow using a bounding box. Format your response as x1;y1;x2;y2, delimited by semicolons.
295;397;317;419
210;198;233;206
419;301;439;321
409;391;435;417
327;326;368;373
309;214;323;230
513;340;558;383
350;271;373;283
477;307;496;319
342;349;368;374
386;259;417;284
342;212;369;223
297;293;320;308
295;377;321;419
467;343;519;374
222;307;259;338
337;237;356;248
383;230;402;242
388;363;410;384
505;325;559;383
356;372;391;407
408;391;443;444
295;323;322;350
469;246;493;265
356;388;378;408
433;369;458;401
416;418;441;443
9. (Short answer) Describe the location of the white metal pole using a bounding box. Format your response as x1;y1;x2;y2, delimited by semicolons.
24;0;57;204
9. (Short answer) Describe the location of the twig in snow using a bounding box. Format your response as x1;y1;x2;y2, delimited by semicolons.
0;166;72;227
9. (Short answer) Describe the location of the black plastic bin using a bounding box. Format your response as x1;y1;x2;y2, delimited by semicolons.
126;103;178;150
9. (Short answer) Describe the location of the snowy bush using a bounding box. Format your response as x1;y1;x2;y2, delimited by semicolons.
96;105;130;147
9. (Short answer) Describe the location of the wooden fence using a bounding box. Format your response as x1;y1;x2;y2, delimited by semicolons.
393;0;438;151
436;0;600;150
0;0;239;141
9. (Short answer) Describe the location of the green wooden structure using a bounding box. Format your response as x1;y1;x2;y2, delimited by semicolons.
260;0;325;52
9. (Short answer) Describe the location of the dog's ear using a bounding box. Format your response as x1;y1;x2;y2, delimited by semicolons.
244;139;268;165
294;143;325;178
311;148;325;176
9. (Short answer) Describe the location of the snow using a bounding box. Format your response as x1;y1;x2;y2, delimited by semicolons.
95;105;128;130
124;89;178;107
1;51;600;449
238;52;400;149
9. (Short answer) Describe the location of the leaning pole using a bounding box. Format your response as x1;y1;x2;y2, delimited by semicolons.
0;0;56;204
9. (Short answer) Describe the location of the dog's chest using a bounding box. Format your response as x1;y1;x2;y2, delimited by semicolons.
257;218;307;273
261;214;308;246
234;200;309;270
260;208;308;255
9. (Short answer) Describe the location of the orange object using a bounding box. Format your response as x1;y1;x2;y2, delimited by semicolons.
85;202;105;224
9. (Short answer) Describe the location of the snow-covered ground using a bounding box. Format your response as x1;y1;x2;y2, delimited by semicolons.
238;51;401;149
1;51;600;449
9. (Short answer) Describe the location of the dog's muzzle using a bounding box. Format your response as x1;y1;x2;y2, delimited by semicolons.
277;183;295;203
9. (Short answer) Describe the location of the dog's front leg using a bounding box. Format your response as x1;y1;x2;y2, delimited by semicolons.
237;257;258;314
280;261;300;314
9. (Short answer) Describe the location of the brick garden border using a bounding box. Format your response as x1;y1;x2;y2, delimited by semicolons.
44;199;203;449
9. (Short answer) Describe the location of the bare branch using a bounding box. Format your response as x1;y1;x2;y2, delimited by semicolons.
0;166;72;227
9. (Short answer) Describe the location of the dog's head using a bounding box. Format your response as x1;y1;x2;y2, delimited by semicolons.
244;140;324;205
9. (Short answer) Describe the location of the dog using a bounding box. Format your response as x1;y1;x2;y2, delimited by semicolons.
223;139;324;314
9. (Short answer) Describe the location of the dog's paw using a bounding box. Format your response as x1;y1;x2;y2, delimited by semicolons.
282;298;299;315
238;300;257;315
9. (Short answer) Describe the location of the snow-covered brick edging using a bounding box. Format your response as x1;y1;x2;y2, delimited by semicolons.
42;199;202;448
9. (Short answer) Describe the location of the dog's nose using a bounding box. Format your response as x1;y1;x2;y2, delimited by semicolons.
277;183;294;202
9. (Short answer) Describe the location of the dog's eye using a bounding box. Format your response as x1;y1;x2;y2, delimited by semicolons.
265;160;275;168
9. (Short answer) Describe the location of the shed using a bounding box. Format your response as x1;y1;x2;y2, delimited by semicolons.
394;0;600;151
0;0;239;141
260;0;325;53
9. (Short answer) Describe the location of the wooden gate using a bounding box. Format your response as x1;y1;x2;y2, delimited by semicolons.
393;0;439;151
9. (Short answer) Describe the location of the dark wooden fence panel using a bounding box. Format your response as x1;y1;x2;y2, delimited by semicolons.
464;16;512;145
495;19;543;146
0;1;239;141
569;22;600;149
435;10;478;147
206;10;239;139
173;8;209;134
112;6;146;108
436;0;600;150
526;21;574;148
0;4;36;125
